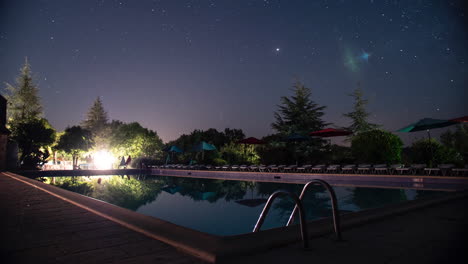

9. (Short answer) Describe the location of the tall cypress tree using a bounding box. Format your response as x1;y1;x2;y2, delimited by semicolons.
343;84;380;134
272;81;328;135
4;58;43;123
81;97;108;134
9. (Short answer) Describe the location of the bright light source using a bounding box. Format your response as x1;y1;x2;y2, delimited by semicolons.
93;150;114;170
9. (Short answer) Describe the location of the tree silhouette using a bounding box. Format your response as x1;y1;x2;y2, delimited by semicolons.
3;58;43;123
343;83;380;134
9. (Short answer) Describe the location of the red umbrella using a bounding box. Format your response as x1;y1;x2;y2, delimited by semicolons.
236;137;266;144
309;128;353;137
450;116;468;123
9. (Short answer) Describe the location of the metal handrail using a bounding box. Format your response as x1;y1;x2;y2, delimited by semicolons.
253;191;309;249
286;179;342;241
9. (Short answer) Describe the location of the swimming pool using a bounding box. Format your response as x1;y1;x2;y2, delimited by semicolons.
42;175;445;236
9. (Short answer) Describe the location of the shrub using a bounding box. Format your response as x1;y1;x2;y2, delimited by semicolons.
410;139;463;167
351;130;403;164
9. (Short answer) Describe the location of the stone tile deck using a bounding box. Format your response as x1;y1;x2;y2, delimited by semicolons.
0;172;205;264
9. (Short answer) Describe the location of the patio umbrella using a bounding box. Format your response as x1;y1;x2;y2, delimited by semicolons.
163;145;183;153
283;133;309;142
309;128;352;137
163;145;183;164
236;137;266;145
450;116;468;123
396;118;457;139
192;141;217;161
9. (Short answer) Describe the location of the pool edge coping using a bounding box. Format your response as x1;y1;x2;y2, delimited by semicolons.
3;171;467;263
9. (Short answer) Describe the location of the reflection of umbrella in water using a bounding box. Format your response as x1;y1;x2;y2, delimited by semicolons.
235;198;267;207
191;191;216;200
161;186;182;194
192;141;217;161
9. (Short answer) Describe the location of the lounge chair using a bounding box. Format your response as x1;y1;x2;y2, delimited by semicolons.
277;165;287;172
310;164;326;173
326;164;341;174
388;164;404;175
296;164;312;173
258;164;268;172
221;164;230;170
409;164;426;175
357;164;372;174
424;164;454;176
341;164;357;174
248;165;259;172
230;165;240;171
239;165;248;171
283;165;298;173
267;165;278;172
452;165;468;176
373;164;388;174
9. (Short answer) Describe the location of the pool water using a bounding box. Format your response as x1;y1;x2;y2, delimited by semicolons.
43;175;445;236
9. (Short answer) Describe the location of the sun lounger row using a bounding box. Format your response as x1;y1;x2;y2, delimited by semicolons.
154;163;468;176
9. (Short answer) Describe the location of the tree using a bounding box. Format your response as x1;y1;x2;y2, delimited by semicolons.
440;124;468;163
272;81;328;135
10;118;56;169
55;126;94;169
109;121;163;159
351;130;403;164
82;97;108;134
270;81;329;164
343;84;380;134
3;58;43;123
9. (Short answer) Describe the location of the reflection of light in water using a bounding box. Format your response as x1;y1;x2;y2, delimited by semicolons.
93;150;114;169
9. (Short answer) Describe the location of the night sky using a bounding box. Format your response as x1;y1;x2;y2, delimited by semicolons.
1;0;467;143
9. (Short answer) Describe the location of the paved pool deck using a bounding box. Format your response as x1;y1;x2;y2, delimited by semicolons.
0;172;205;264
1;171;467;263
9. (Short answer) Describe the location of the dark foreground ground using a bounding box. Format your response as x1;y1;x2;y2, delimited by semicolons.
1;172;467;264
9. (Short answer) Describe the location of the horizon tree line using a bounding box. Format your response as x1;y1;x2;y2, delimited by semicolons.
3;59;466;169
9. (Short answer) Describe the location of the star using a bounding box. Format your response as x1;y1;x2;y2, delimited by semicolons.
275;48;280;52
360;50;370;61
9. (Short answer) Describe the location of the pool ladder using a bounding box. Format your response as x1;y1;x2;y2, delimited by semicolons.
253;179;342;248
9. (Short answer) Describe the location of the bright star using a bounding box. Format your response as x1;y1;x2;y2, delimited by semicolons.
276;48;280;52
360;50;370;61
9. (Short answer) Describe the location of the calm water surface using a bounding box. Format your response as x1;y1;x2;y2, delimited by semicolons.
43;175;445;235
